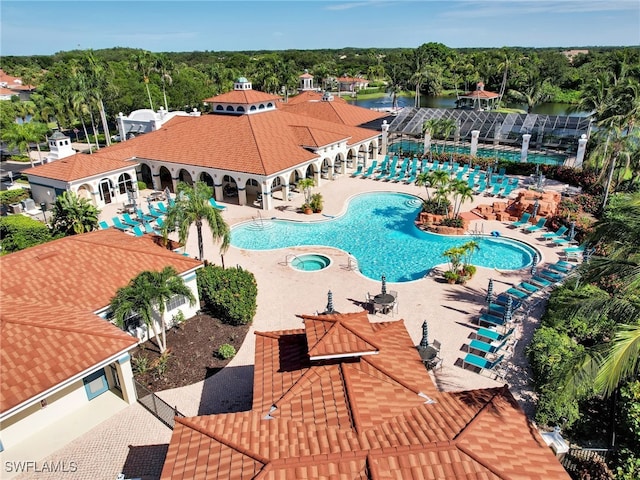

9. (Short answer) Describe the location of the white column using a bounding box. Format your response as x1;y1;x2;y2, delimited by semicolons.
423;132;431;155
214;181;223;201
380;120;389;157
117;113;126;141
262;182;273;210
238;187;247;207
575;134;588;168
115;354;137;405
470;130;480;156
521;134;532;163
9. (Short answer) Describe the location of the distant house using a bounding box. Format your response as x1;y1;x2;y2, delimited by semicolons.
562;49;589;63
456;82;500;111
0;230;202;458
0;69;35;101
337;75;370;94
160;310;570;479
24;76;387;211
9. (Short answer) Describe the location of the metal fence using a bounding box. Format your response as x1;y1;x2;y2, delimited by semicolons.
134;380;184;429
561;447;614;479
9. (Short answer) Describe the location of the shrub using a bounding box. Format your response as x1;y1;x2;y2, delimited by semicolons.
0;189;29;206
422;198;450;216
440;217;464;228
137;181;147;191
197;265;257;325
132;355;150;374
217;343;236;359
0;215;53;253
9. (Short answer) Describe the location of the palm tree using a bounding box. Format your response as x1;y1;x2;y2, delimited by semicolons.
451;181;475;219
110;266;195;353
155;54;174;111
50;191;100;235
133;50;157;110
0;121;49;167
163;181;230;262
507;73;551;113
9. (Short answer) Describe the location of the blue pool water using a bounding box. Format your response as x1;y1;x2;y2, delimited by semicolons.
231;192;536;282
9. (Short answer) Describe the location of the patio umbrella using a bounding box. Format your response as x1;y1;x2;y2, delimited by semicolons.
419;320;429;349
569;221;576;240
532;199;539;218
486;278;494;304
325;290;334;314
503;296;513;324
537;172;544;190
487;165;493;184
381;275;387;295
530;252;539;276
164;186;171;201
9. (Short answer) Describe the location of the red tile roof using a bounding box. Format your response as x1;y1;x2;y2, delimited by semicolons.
23;152;136;182
285;91;348;105
0;229;202;413
161;311;569;479
281;98;386;127
203;89;281;105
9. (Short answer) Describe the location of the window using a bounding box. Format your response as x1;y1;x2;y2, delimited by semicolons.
166;295;186;311
118;173;133;195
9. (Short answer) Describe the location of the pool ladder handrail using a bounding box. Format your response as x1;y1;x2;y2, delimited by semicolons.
252;211;264;229
285;253;302;265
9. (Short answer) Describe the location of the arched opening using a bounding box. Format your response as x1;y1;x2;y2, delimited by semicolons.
178;169;193;185
289;170;301;186
199;172;214;188
222;175;238;202
368;143;375;159
226;106;234;112
77;184;93;203
159;166;173;192
117;173;134;195
139;163;153;188
237;106;245;112
321;159;332;180
216;105;224;111
305;164;316;179
250;106;257;112
346;150;356;168
246;178;260;206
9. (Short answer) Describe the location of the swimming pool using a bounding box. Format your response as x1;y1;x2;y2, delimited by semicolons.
231;192;536;282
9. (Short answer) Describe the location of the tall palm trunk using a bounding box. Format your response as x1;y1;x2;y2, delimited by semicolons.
145;78;154;111
601;151;618;212
196;220;204;261
99;99;111;147
90;111;100;150
80;116;92;155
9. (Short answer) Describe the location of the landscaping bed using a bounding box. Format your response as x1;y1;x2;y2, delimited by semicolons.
131;313;250;392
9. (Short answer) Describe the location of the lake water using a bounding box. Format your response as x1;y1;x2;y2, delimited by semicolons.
350;94;589;117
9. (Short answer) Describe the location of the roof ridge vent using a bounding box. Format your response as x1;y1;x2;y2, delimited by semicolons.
322;91;334;102
418;392;437;404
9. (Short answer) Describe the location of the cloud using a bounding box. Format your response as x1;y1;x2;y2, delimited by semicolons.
325;0;394;11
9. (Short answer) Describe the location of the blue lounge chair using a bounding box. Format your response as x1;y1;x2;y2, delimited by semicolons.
529;275;553;288
98;220;110;230
403;158;418;184
136;208;155;223
475;181;487;195
552;235;573;246
112;216;132;231
541;225;568;240
361;160;378;179
375;157;394;180
488;302;507;316
350;164;364;177
209;198;226;210
478;313;507;328
500;182;519;198
456;164;469;180
373;157;390;179
141;222;156;234
539;269;565;282
524;217;547;232
383;157;401;181
505;287;530;300
462;352;505;374
156;202;168;214
430;160;440;171
469;335;510;355
391;158;409;182
474;326;515;343
548;262;575;274
148;204;164;218
132;225;144;237
122;213;141;227
488;182;503;196
516;281;541;294
155;217;165;230
510;213;531;228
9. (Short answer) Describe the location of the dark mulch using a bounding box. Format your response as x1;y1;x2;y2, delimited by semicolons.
131;313;250;392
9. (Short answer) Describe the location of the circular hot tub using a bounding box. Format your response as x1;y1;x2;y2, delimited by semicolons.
289;254;332;272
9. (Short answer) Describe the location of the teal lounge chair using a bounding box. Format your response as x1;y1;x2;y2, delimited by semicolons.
209;198;226;210
361;160;378;179
404;158;418;184
552;235;574;246
98;220;110;230
156;202;168;214
489;182;503;196
148;204;164;218
132;225;144;237
510;213;531;228
529;276;552;288
350;164;364;177
474;326;515;343
155;217;165;230
516;281;541;294
539;269;565;282
524;217;547;232
469;335;510;355
122;213;141;227
112;216;133;230
136;208;155;223
462;352;505;374
430;160;440;171
505;287;529;300
488;302;507;316
478;313;507;328
389;157;407;181
374;157;390;177
541;225;568;240
376;157;395;180
548;261;575;274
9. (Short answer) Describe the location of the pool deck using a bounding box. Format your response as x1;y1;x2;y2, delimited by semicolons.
18;174;570;479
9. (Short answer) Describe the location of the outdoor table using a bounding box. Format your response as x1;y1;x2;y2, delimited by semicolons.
417;346;440;370
373;293;395;314
147;191;165;202
122;203;136;214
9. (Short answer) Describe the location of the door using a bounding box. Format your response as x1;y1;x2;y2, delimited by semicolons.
100;180;112;204
83;368;109;400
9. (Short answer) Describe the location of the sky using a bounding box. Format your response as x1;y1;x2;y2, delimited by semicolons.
1;0;639;56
